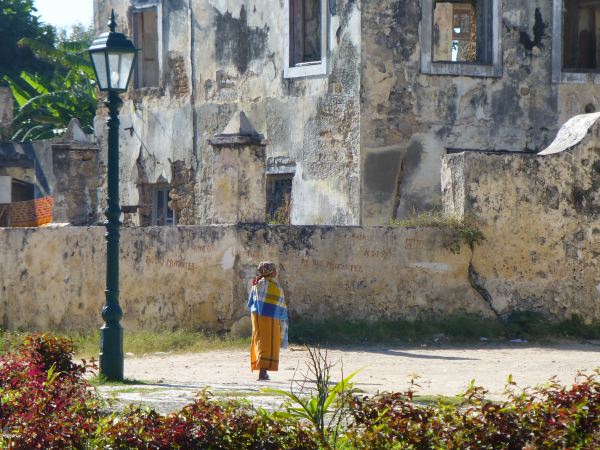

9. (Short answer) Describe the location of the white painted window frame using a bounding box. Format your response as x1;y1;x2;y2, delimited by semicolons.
552;0;600;84
420;0;502;78
284;0;329;79
131;0;163;89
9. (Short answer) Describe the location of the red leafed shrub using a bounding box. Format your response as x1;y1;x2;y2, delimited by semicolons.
18;333;83;374
345;371;600;450
92;392;320;449
0;334;99;449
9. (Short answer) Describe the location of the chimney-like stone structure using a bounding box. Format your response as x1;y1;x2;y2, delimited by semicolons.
208;111;266;224
51;119;100;225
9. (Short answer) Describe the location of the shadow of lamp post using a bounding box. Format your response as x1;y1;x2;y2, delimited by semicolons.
88;10;136;382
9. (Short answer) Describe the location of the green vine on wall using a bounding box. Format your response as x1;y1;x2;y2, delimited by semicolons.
389;210;485;254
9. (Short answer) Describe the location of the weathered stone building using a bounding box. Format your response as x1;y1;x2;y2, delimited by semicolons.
2;110;599;330
93;0;600;227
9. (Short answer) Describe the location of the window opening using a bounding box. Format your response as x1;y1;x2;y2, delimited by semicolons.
267;175;293;224
11;178;34;202
563;0;600;72
290;0;322;66
152;187;176;226
433;0;492;64
284;0;327;78
133;8;159;88
421;0;500;77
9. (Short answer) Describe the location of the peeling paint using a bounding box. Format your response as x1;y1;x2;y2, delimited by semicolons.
411;262;451;272
220;247;235;270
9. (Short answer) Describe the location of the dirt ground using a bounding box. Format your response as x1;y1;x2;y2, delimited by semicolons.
99;341;600;413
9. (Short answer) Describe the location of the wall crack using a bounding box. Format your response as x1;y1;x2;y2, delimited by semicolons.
468;249;500;317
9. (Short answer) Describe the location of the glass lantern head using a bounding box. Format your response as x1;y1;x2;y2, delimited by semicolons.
89;10;137;92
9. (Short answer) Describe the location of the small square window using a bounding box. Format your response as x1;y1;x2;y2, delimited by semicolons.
563;0;600;71
284;0;328;79
421;0;501;77
267;175;293;224
133;7;160;88
553;0;600;83
152;187;176;226
432;1;492;64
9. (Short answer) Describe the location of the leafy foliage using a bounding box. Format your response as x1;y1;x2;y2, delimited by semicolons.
0;0;56;81
91;393;320;449
0;333;598;448
0;334;99;448
1;0;97;141
345;371;600;449
264;346;360;448
4;38;97;141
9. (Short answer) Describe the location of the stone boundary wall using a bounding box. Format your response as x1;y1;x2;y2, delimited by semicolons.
1;218;599;332
442;116;600;320
0;225;492;332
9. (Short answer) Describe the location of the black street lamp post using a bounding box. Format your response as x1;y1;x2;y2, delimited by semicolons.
89;10;136;381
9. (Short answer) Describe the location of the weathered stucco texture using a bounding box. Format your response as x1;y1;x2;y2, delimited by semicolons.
3;114;600;330
94;0;361;226
93;1;600;227
0;225;492;331
442;114;600;321
360;0;600;225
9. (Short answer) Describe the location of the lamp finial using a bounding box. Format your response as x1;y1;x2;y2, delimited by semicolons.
108;9;116;32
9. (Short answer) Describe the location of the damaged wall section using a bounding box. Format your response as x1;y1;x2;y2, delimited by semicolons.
442;113;600;319
360;1;591;225
94;0;361;226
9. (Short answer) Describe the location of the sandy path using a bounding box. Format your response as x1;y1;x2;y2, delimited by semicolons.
119;342;600;401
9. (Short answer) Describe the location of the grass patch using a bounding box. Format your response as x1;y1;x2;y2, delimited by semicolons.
3;313;599;359
89;375;152;387
289;314;600;345
71;330;249;360
0;330;22;353
0;329;249;359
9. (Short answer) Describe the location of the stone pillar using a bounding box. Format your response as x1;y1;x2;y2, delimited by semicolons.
0;87;13;142
51;120;100;225
208;111;266;224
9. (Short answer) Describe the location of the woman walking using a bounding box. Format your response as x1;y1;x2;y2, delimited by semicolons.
247;261;288;381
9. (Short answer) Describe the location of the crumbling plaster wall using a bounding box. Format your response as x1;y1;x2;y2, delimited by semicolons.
94;0;361;226
361;0;600;225
94;0;195;224
442;115;600;320
0;224;494;332
193;0;361;225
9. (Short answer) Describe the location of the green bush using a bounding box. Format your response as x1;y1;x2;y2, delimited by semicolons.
344;371;600;449
1;333;599;448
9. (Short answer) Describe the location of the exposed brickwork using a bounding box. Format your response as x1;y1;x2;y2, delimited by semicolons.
9;197;53;227
169;160;196;224
168;54;189;98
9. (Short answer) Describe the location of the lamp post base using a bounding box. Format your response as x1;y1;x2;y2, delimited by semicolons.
99;323;124;381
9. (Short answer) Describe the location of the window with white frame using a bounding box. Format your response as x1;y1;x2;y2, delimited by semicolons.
132;6;160;88
552;0;600;83
284;0;328;78
421;0;502;77
152;186;176;226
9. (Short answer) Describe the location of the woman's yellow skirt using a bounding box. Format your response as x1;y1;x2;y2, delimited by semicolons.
250;313;281;371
